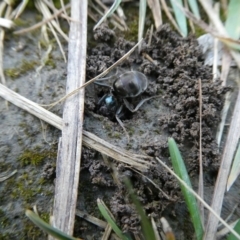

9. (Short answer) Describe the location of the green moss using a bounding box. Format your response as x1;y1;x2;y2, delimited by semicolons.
0;208;10;228
40;212;50;223
5;59;39;79
104;122;112;131
23;219;46;239
45;58;56;68
112;131;121;139
18;150;45;166
128;127;135;136
18;148;56;166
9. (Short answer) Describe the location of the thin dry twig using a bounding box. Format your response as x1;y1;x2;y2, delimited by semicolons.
0;82;151;172
198;79;204;225
184;0;195;33
94;0;127;30
147;0;162;29
204;72;240;239
101;224;112;240
198;0;240;68
50;0;87;235
14;3;71;35
41;39;143;109
159;0;182;36
212;3;220;82
155;157;240;240
0;169;17;182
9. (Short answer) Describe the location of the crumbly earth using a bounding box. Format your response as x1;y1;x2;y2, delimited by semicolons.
1;13;237;239
74;24;228;238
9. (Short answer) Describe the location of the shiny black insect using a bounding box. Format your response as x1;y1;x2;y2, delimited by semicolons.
95;70;154;141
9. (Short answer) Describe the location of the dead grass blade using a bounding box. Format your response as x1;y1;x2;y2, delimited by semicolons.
0;83;151;172
155;157;240;239
0;169;17;182
76;210;107;229
14;3;71;35
204;73;240;239
49;0;87;235
227;141;240;191
160;217;175;240
41;39;142;110
94;0;127;30
198;0;240;68
151;217;161;240
35;0;67;62
147;0;162;29
198;79;204;224
159;0;182;36
11;0;28;19
138;0;146;52
94;0;122;30
0;18;14;28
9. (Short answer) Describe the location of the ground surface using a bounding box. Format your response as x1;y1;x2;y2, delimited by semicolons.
0;9;240;240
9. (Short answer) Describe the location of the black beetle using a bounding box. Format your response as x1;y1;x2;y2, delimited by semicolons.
95;70;155;141
112;71;148;98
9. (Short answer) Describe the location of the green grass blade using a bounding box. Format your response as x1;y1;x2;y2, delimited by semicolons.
187;0;200;19
124;178;156;240
94;0;122;30
25;210;78;240
170;0;187;37
97;199;130;240
138;0;147;52
227;219;240;240
168;138;204;240
225;0;240;39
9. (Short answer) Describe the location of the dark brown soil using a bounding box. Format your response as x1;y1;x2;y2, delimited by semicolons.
1;12;236;238
74;24;228;239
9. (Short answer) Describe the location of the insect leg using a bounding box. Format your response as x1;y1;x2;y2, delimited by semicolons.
123;96;160;113
115;105;130;142
94;81;113;89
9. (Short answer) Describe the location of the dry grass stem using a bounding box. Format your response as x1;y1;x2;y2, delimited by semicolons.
159;0;182;36
147;0;162;29
94;0;127;30
0;18;14;28
90;3;125;31
0;169;17;182
147;24;154;46
204;73;240;239
49;1;87;235
14;3;71;35
131;168;173;201
151;217;161;240
35;0;68;62
198;0;240;68
36;0;69;41
76;210;107;228
160;217;175;240
0;30;6;85
220;48;232;86
0;82;150;172
59;0;69;24
155;158;240;239
102;224;112;240
198;79;204;225
41;40;142;109
217;220;238;239
212;3;220;82
184;0;195;33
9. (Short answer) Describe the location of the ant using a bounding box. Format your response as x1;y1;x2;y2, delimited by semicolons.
95;69;156;141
